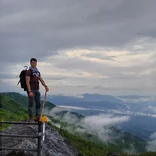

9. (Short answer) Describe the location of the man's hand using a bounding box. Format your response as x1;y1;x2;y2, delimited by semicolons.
45;86;49;92
29;92;34;97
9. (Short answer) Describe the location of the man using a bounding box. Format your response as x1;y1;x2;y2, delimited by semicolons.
26;58;49;122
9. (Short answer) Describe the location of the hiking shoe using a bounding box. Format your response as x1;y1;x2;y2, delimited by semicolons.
29;119;35;123
29;115;34;122
34;116;40;122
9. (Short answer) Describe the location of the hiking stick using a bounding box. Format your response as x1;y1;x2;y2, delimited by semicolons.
40;91;47;120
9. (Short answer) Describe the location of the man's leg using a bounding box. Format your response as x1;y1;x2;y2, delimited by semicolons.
34;90;41;120
27;92;34;120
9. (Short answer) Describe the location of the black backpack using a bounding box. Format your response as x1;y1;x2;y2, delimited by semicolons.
17;66;31;91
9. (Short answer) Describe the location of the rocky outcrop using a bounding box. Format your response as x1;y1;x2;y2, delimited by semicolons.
0;120;79;156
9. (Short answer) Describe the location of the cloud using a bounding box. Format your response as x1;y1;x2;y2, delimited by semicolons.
48;108;130;143
55;104;156;119
122;144;137;155
1;0;156;95
49;107;64;115
59;105;89;111
48;107;80;125
48;106;147;154
77;114;130;144
79;114;129;128
104;109;156;118
142;106;156;114
39;49;156;95
1;0;156;62
146;132;156;152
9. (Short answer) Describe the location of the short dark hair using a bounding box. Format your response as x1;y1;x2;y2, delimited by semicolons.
30;58;37;62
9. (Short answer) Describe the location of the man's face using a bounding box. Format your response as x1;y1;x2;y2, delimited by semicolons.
30;61;37;68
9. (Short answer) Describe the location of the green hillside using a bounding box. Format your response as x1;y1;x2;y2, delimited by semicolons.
0;92;56;131
0;92;155;156
0;92;28;131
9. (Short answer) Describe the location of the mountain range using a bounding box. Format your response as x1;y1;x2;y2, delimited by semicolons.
45;93;156;114
45;93;156;141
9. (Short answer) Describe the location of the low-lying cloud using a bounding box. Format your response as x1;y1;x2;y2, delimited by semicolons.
146;132;156;152
76;114;130;143
48;107;130;143
57;105;156;118
47;106;156;153
59;105;89;111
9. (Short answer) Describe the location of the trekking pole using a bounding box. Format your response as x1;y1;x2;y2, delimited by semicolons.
40;91;47;119
39;91;47;141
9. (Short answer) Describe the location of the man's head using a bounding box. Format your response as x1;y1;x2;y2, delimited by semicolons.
30;58;37;68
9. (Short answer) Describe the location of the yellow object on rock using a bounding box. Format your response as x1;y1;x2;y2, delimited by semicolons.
40;116;47;123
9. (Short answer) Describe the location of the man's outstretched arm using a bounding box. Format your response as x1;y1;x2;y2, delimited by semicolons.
39;76;49;92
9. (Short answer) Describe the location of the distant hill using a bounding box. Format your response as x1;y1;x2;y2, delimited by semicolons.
46;93;156;116
47;93;123;103
46;94;128;110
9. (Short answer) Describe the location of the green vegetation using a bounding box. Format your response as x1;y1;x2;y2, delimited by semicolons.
0;92;28;131
0;92;56;131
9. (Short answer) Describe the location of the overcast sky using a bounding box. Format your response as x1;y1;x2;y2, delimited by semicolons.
0;0;156;96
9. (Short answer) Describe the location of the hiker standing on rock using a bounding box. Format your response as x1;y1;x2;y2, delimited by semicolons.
26;58;49;122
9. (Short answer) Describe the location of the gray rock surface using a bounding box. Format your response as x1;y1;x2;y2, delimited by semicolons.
0;121;78;156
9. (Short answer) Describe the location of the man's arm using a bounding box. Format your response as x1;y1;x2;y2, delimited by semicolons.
38;76;49;92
